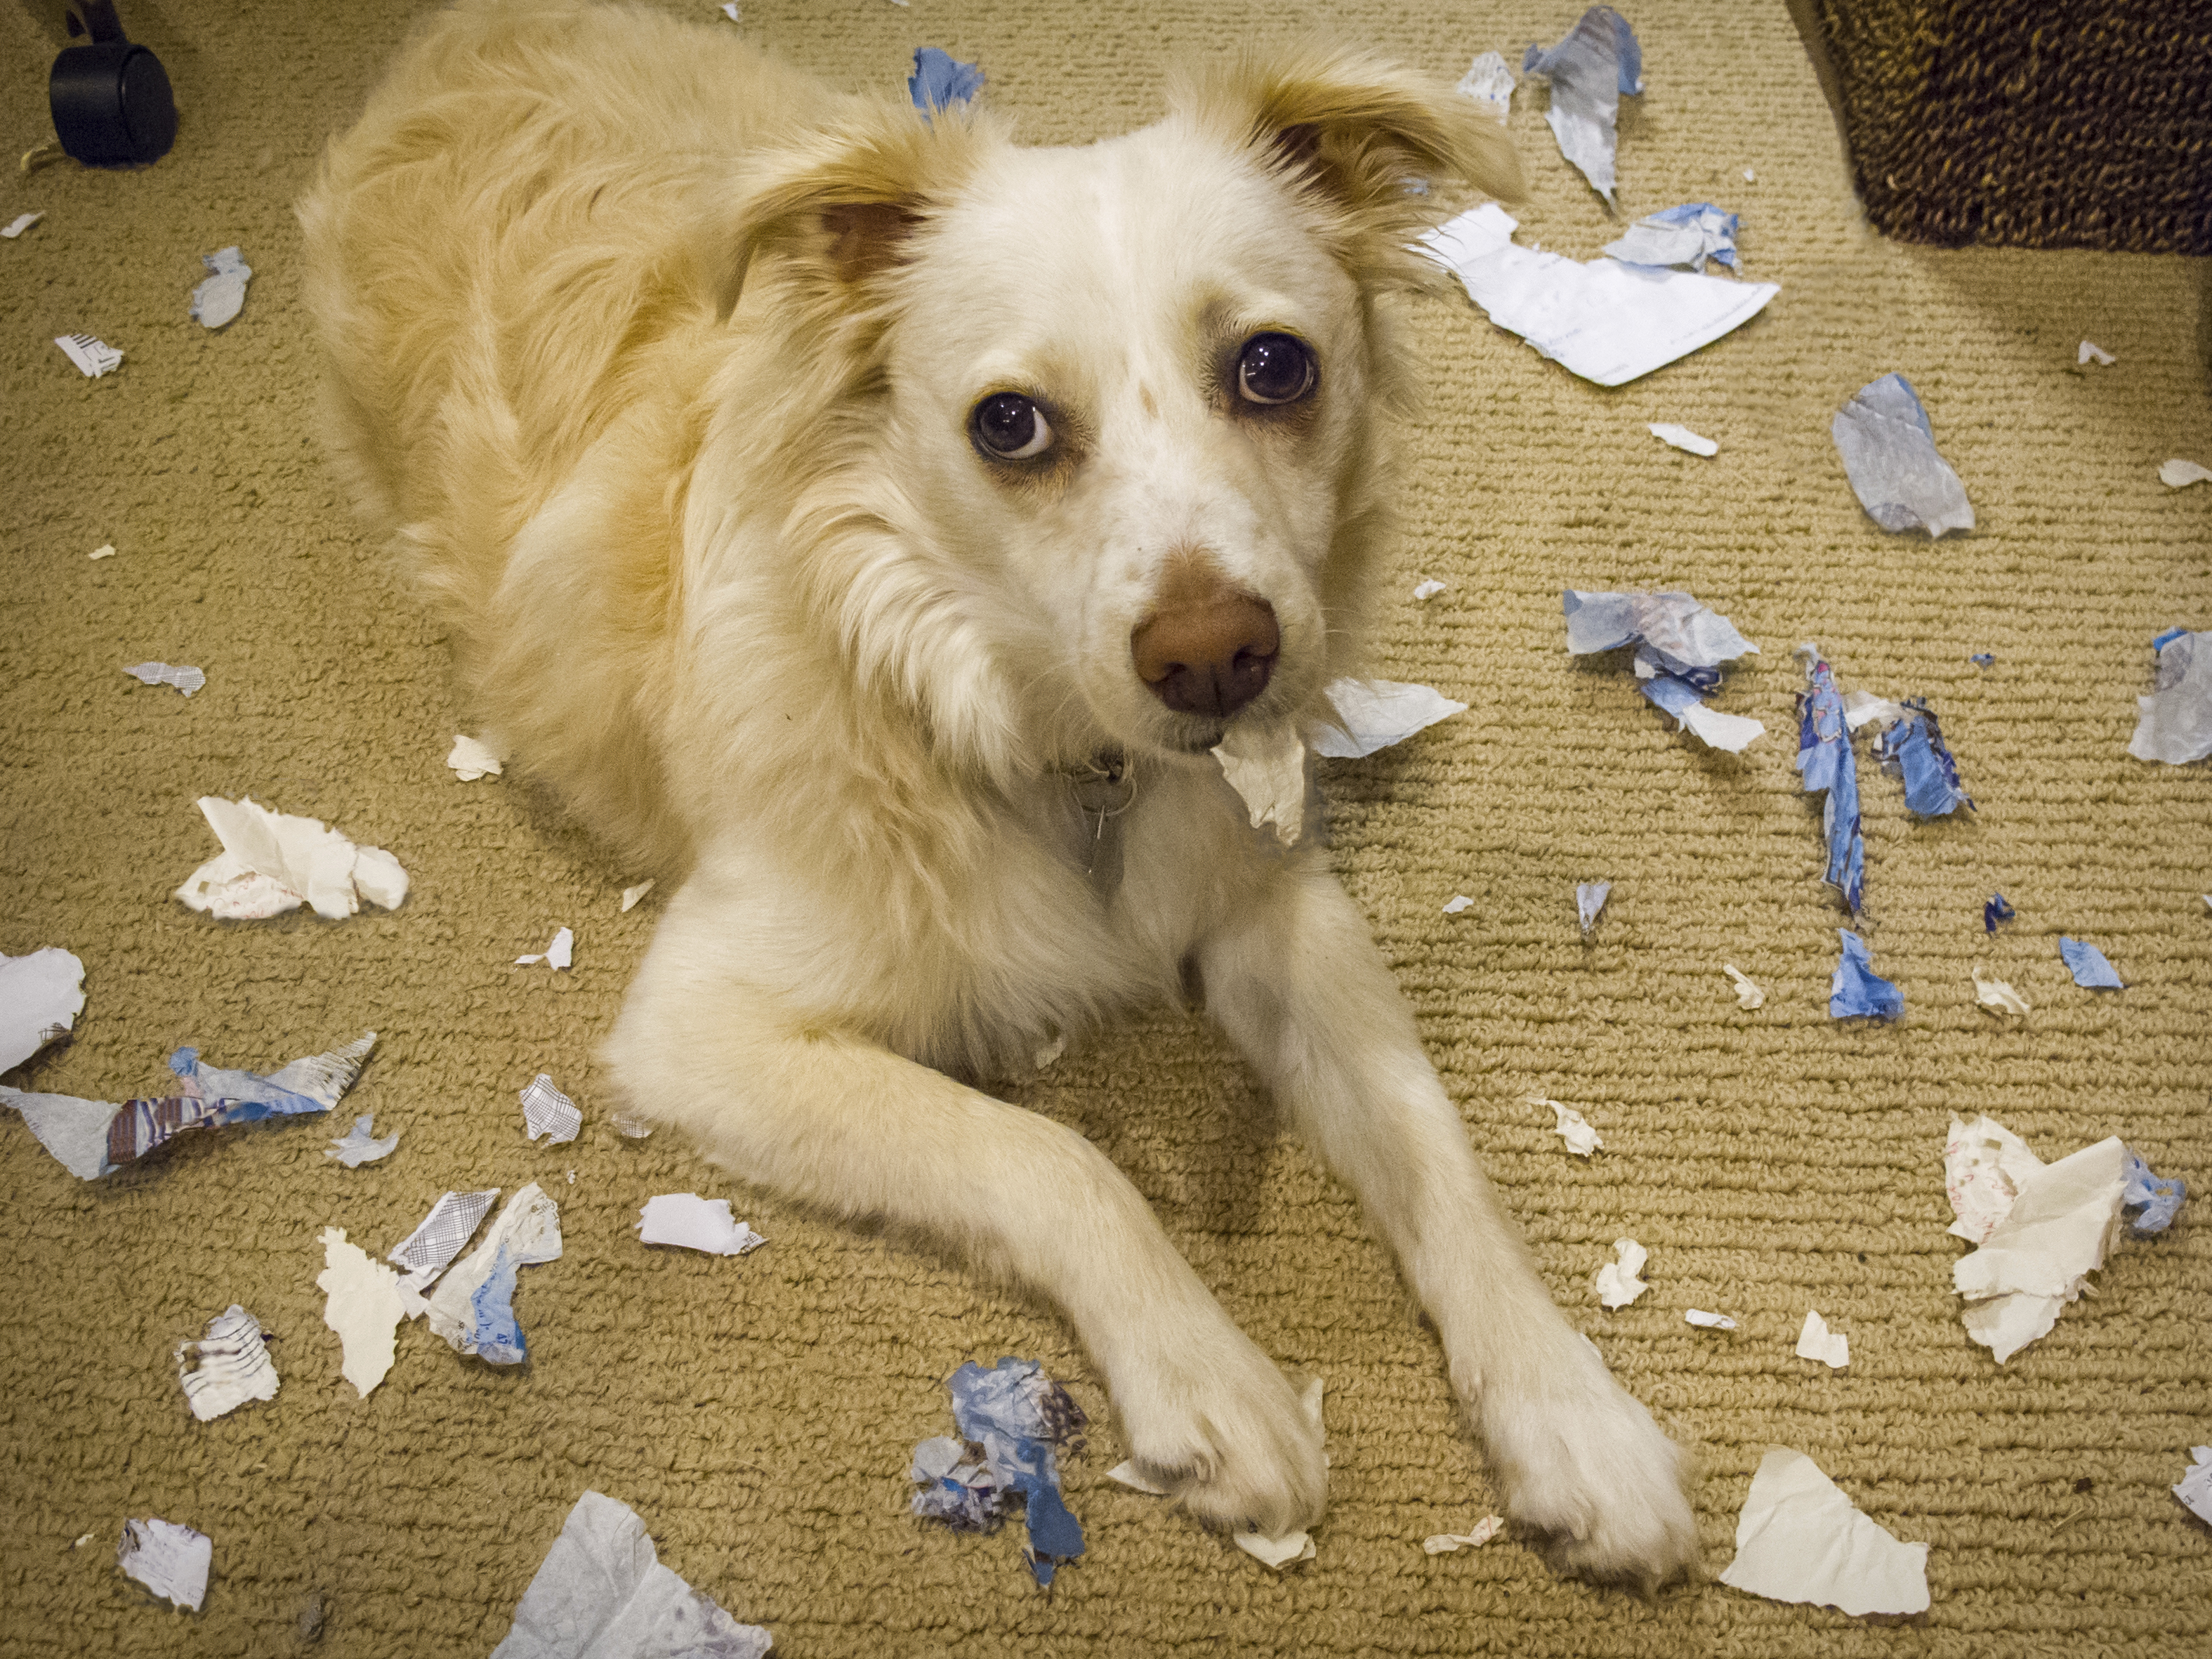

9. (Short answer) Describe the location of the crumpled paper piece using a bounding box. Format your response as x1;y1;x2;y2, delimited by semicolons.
0;946;84;1072
2;211;41;237
1723;964;1765;1009
176;1304;279;1421
489;1490;772;1659
2159;459;2210;489
911;1357;1088;1586
1234;1375;1326;1570
390;1187;500;1294
2127;628;2212;766
1594;1238;1648;1309
427;1183;562;1365
326;1112;399;1166
1984;893;2015;932
1686;1309;1739;1330
517;927;574;970
1576;881;1610;933
1565;589;1764;752
1442;895;1473;914
2059;936;2124;989
2077;341;2114;367
1311;678;1468;759
1831;931;1901;1021
190;246;251;329
1872;700;1973;816
124;662;205;697
1718;1446;1930;1615
522;1074;582;1143
317;1226;420;1396
89;543;117;559
447;734;506;780
1422;204;1777;388
1423;1514;1504;1554
1212;721;1308;847
620;881;654;912
1840;688;1907;733
637;1195;766;1257
1796;647;1864;913
909;47;983;114
176;796;408;921
1944;1116;2046;1245
1972;966;2029;1016
1648;421;1717;456
1607;203;1739;272
1532;1096;1602;1157
56;333;122;376
1455;51;1515;121
2173;1447;2212;1526
117;1518;212;1611
1795;1309;1849;1368
1412;578;1447;601
1832;373;1974;537
2;1030;375;1181
1950;1128;2125;1363
2122;1150;2184;1235
1521;6;1642;204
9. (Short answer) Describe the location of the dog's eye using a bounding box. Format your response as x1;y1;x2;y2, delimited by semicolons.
1236;334;1315;406
971;393;1054;461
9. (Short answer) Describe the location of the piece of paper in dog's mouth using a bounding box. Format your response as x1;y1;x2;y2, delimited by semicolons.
1211;722;1308;847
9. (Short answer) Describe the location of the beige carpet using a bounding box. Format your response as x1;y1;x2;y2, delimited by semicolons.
3;1;2209;1653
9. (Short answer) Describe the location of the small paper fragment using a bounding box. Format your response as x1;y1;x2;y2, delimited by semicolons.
1944;1115;2045;1245
1533;1096;1602;1158
445;734;505;780
2127;629;2212;766
326;1112;400;1166
1609;204;1739;273
0;947;86;1072
1595;1238;1648;1309
1871;701;1973;816
1521;6;1642;205
521;1074;582;1143
2159;459;2211;489
720;1;739;18
2121;1149;2184;1235
516;926;574;969
1212;721;1307;846
317;1226;417;1397
1231;1376;1325;1571
1984;893;2015;932
1718;1446;1929;1615
1840;688;1907;733
123;662;205;697
2058;936;2124;990
1972;966;2029;1017
914;1356;1092;1585
1423;1514;1504;1554
117;1519;212;1612
1454;51;1515;121
190;247;252;329
1;211;40;237
176;1304;279;1422
1648;422;1718;456
1795;1309;1849;1368
909;47;984;113
619;881;654;912
1970;652;1994;667
55;333;122;376
426;1183;562;1365
612;1110;655;1138
638;1195;766;1257
90;544;116;559
1311;678;1467;759
1412;579;1447;601
1722;964;1765;1010
2173;1448;2212;1526
1685;1309;1738;1330
1830;930;1900;1020
1951;1134;2125;1364
2078;341;2114;367
1442;895;1473;914
1107;1462;1169;1496
176;796;408;921
1832;374;1974;537
1576;881;1610;933
389;1187;500;1292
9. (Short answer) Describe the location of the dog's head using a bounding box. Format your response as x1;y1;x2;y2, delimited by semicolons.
714;47;1520;780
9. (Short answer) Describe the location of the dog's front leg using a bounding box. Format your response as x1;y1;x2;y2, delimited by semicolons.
605;878;1327;1538
1197;862;1699;1587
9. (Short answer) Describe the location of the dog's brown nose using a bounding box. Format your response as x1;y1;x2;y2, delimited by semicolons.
1131;565;1279;719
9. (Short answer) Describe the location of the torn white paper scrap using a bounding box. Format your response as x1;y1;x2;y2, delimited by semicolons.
1532;1096;1602;1158
389;1187;499;1293
1840;688;1908;733
317;1226;419;1398
0;947;86;1073
1639;669;1765;752
1442;895;1473;914
123;662;205;697
1421;204;1778;388
1576;881;1609;933
1454;51;1515;122
2173;1447;2212;1526
1423;1515;1504;1554
326;1113;399;1167
1944;1115;2045;1245
175;796;408;921
1232;1376;1324;1569
1570;586;1760;676
637;1194;765;1257
2128;629;2212;766
1312;678;1466;759
1796;1309;1849;1368
1;211;41;237
1412;579;1447;601
445;734;505;780
619;881;654;912
516;926;574;969
1212;721;1307;846
1954;1135;2125;1365
1972;965;2029;1017
521;1074;581;1144
1648;422;1717;457
426;1183;562;1365
1521;6;1642;205
90;544;116;559
490;1490;772;1659
720;1;739;20
2160;459;2210;489
1685;1309;1739;1330
1722;964;1765;1010
1718;1446;1930;1616
190;247;251;329
611;1110;655;1139
176;1304;279;1422
1832;373;1975;538
117;1518;212;1613
2078;341;2114;367
1595;1238;1648;1309
56;333;121;376
1107;1462;1170;1496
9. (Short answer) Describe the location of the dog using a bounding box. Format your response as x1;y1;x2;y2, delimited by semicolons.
301;0;1697;1586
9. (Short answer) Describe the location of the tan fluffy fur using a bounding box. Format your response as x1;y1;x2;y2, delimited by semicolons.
303;0;1697;1585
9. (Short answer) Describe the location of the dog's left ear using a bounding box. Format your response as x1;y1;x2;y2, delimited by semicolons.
1174;44;1525;283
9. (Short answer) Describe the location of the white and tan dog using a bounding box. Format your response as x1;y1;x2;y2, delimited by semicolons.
303;0;1696;1585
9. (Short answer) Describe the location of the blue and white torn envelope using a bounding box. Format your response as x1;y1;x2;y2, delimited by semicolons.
326;1113;399;1167
2121;1150;2184;1235
1565;589;1764;752
1421;205;1777;388
390;1186;500;1294
490;1490;772;1659
1;1030;375;1180
0;946;84;1073
426;1183;562;1365
190;247;251;329
1871;700;1973;816
909;48;983;114
1831;374;1974;538
1521;6;1642;205
1605;203;1739;272
2127;628;2212;766
912;1357;1087;1587
2059;936;2124;990
1796;646;1864;913
1831;930;1901;1020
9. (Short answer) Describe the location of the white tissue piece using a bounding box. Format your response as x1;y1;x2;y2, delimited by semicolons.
1972;966;2029;1017
489;1490;771;1659
1743;167;1756;182
1576;881;1609;933
1423;1515;1504;1554
720;1;740;19
1595;1238;1648;1309
522;1074;582;1143
1312;678;1467;758
326;1113;400;1167
175;796;408;921
2128;630;2212;766
0;947;86;1072
176;1304;279;1422
2;211;41;237
637;1195;765;1257
1722;964;1765;1009
117;1518;213;1612
1412;579;1447;601
1685;1309;1739;1330
1107;1462;1170;1495
123;662;205;697
1532;1096;1602;1157
1233;1376;1325;1568
2159;459;2210;489
1421;204;1777;388
1454;51;1515;121
446;734;506;780
1841;688;1909;732
1442;895;1473;914
2077;341;2114;367
1212;721;1308;847
90;544;117;559
1953;1134;2125;1364
517;927;574;969
390;1187;500;1294
1718;1446;1930;1616
317;1226;422;1397
1944;1115;2044;1245
426;1183;562;1364
56;334;122;376
1796;1309;1849;1368
1648;423;1718;457
619;881;654;912
2173;1447;2212;1526
190;247;252;328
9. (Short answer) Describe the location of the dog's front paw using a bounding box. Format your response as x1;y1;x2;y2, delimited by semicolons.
1109;1321;1326;1540
1477;1339;1699;1592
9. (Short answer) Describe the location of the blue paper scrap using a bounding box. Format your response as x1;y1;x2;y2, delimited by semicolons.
909;48;984;114
2059;936;2124;990
911;1357;1087;1587
466;1244;526;1365
1604;202;1740;273
1872;699;1973;817
1984;893;2015;933
1796;648;1864;913
1565;589;1764;751
1831;373;1975;538
2121;1150;2185;1235
1522;7;1642;206
1970;653;1994;667
1831;929;1902;1020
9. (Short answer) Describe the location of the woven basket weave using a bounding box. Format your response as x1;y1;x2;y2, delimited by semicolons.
1807;0;2212;252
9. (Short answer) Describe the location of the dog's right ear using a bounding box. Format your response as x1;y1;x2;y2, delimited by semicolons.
699;100;994;323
